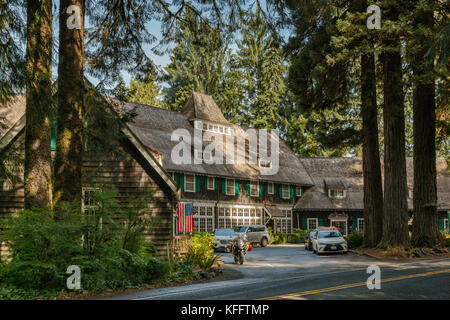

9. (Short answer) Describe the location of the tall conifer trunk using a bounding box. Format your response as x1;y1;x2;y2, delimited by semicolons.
411;8;442;247
54;0;85;204
359;0;383;247
380;5;410;248
361;51;383;246
24;0;53;209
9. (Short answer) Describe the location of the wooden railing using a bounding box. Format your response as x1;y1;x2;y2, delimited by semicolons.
173;235;192;255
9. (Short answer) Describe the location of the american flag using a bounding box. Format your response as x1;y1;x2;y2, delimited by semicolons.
177;202;194;233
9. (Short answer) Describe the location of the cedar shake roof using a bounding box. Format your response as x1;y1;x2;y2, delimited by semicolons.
181;92;230;125
115;94;314;186
295;157;450;212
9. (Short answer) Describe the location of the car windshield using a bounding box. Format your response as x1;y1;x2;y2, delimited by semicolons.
318;231;342;238
234;226;247;233
214;229;235;236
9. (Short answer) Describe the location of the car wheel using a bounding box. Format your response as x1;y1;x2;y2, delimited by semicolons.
260;237;268;247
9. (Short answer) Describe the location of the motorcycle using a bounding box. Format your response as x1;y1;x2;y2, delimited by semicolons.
232;234;251;265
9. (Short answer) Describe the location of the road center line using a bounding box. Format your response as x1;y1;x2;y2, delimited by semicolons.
261;268;450;300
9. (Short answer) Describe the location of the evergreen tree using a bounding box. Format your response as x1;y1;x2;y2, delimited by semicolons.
54;0;85;205
24;0;53;209
128;76;162;107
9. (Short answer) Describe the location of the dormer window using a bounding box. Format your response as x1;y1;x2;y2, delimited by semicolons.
195;120;230;135
195;150;212;161
259;159;272;169
328;189;346;199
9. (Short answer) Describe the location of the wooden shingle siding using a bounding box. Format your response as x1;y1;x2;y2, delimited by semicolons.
83;144;174;258
0;135;175;259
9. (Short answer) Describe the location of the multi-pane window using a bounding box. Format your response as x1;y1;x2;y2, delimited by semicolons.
195;150;211;161
207;176;214;190
444;219;449;230
282;184;290;199
259;159;271;168
185;174;195;192
274;209;292;233
193;205;214;233
358;218;365;232
250;181;259;197
307;218;318;230
200;121;230;135
328;189;346;199
226;179;235;195
295;186;302;196
82;187;101;214
267;183;274;194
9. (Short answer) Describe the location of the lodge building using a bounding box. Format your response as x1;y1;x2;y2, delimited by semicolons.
1;92;449;255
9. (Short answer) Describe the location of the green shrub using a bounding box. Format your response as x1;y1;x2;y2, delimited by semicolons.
0;187;170;297
346;231;364;249
1;260;62;290
146;257;170;281
185;232;218;271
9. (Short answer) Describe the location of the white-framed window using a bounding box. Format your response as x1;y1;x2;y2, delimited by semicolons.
267;182;274;195
328;189;346;199
307;218;318;230
282;184;290;199
295;186;302;196
250;181;259;197
408;189;413;199
184;174;195;192
226;178;235;195
198;120;230;136
357;218;364;232
259;159;272;169
274;209;292;233
82;187;101;213
444;219;449;230
192;204;215;233
330;219;348;236
207;176;214;190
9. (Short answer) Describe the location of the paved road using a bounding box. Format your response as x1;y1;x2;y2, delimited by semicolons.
107;244;450;300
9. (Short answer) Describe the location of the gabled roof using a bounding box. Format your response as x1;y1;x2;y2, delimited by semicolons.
115;94;314;186
0;95;180;198
295;157;450;211
181;92;230;125
0;95;26;150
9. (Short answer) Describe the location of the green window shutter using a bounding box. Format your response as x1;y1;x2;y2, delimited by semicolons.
439;219;445;231
301;218;307;230
246;181;250;196
51;120;57;151
205;176;208;190
266;183;269;194
259;183;263;197
180;174;185;191
301;187;304;196
352;219;358;232
214;177;218;190
318;218;324;227
195;176;201;192
221;179;226;195
290;185;294;198
235;180;239;195
279;185;282;198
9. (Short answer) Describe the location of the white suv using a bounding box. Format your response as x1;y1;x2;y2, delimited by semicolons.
234;225;271;247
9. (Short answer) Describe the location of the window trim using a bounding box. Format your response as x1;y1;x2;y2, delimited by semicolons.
444;218;449;231
281;184;290;199
250;180;259;197
82;187;101;213
295;186;302;196
408;189;413;199
357;218;364;231
226;178;235;196
267;182;274;195
328;189;346;199
258;159;272;169
207;176;215;190
184;174;196;192
307;218;318;230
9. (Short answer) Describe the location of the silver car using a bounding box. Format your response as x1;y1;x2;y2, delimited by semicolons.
234;225;271;247
312;230;348;254
213;228;237;252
